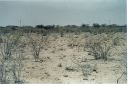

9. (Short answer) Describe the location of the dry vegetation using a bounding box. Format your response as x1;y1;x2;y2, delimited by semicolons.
0;25;127;84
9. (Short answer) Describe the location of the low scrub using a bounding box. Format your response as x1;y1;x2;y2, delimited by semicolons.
86;33;114;60
0;32;23;84
28;33;49;62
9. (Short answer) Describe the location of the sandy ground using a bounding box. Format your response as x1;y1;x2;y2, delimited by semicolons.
19;32;127;84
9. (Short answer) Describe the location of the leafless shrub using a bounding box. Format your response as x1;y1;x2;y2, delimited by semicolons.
0;31;23;84
67;34;81;50
51;33;58;41
112;33;126;46
80;64;92;80
13;52;24;83
73;58;92;79
86;33;114;60
60;30;64;37
72;57;96;79
113;37;121;46
117;48;127;84
28;33;49;62
0;37;3;43
67;33;86;52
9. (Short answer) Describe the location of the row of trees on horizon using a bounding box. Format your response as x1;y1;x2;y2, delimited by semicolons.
0;23;126;34
0;23;126;28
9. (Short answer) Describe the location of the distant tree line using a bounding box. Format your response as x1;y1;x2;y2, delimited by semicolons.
0;23;126;34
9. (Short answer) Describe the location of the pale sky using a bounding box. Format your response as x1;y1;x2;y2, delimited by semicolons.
0;0;126;26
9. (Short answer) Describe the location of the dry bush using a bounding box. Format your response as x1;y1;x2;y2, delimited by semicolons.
59;29;64;37
80;64;92;80
0;31;23;83
50;33;59;41
86;33;114;60
67;34;81;49
67;33;88;52
117;47;127;83
112;33;126;46
72;56;97;79
28;33;49;62
81;64;97;80
60;32;64;37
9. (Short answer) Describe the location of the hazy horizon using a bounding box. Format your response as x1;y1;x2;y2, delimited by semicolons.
0;0;126;26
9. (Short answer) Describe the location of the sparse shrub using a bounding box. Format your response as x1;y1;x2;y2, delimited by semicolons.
0;32;23;84
72;57;96;79
67;34;79;48
80;64;92;79
0;37;3;43
117;47;127;83
28;33;49;62
13;52;24;83
86;33;114;60
112;33;126;46
58;28;64;37
41;29;50;36
80;63;97;80
60;31;64;37
113;37;120;46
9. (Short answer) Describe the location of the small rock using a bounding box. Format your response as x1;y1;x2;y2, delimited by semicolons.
58;63;62;67
40;59;44;63
44;72;50;77
88;52;92;55
65;66;76;71
83;78;88;80
91;78;95;80
32;67;35;69
55;77;60;80
63;75;68;77
93;69;98;73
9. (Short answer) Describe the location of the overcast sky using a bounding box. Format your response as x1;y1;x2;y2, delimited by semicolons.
0;0;126;26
